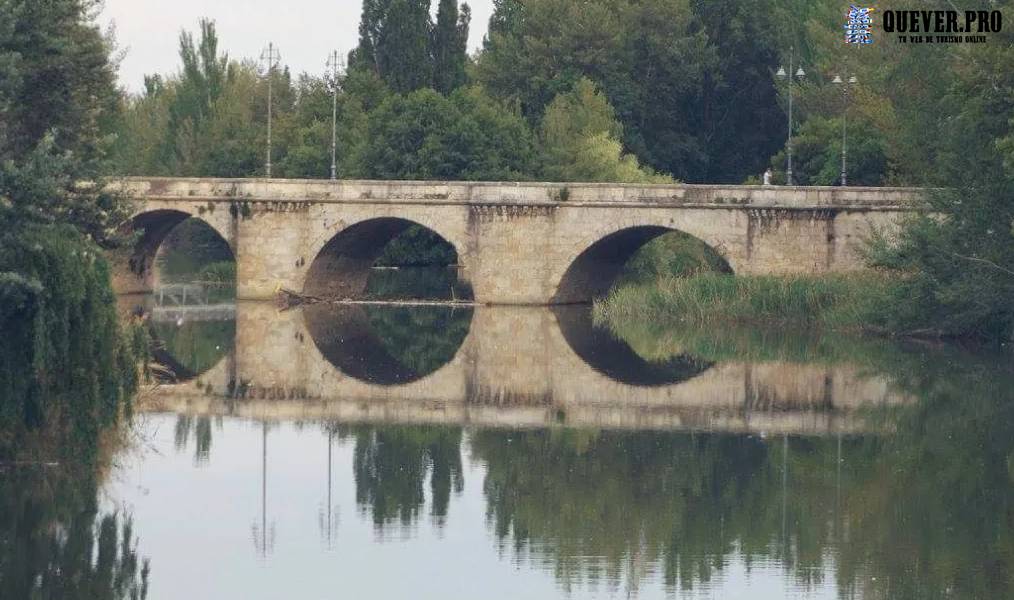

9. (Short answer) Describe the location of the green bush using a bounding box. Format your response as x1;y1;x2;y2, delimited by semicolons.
197;260;237;284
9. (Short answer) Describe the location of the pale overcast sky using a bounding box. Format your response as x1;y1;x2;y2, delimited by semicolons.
99;0;495;93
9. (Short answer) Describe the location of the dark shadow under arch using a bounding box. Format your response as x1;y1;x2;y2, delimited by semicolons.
304;218;468;300
552;226;732;304
123;210;192;288
116;211;235;293
552;305;713;387
302;303;473;386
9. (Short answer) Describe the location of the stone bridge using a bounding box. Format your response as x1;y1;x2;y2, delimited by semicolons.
137;302;911;435
111;178;921;304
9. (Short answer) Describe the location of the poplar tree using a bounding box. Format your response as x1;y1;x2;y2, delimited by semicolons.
431;0;470;94
349;0;387;74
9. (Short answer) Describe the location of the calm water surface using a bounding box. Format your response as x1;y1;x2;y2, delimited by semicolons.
6;272;1014;599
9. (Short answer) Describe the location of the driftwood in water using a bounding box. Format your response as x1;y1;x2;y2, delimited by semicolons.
276;288;479;309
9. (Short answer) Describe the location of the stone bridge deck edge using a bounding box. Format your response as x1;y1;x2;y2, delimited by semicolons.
113;176;924;210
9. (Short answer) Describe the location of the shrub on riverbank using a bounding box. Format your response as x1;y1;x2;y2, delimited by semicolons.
197;260;237;284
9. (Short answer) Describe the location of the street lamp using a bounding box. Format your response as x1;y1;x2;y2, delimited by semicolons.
260;43;282;178
326;51;344;181
832;73;859;186
776;48;806;185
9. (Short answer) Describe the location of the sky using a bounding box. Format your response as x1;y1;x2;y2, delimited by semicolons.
99;0;495;93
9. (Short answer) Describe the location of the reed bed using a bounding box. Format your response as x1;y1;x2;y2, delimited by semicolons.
594;272;900;332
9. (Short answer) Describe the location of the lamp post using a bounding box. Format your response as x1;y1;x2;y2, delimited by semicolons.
832;73;859;186
326;51;343;181
260;43;281;178
776;48;806;185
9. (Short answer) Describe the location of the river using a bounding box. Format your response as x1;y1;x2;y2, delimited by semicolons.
3;267;1013;599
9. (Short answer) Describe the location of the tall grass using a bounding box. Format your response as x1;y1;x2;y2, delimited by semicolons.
594;272;904;333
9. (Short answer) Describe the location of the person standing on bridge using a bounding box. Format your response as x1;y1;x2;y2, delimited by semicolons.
763;168;773;185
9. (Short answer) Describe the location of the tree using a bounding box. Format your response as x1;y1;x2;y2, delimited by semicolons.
0;0;128;243
349;0;386;74
766;115;887;186
0;1;142;456
0;0;119;161
540;78;669;183
361;86;535;180
431;0;470;94
357;0;433;93
690;0;784;182
869;36;1014;339
486;0;524;42
477;0;794;182
163;19;234;174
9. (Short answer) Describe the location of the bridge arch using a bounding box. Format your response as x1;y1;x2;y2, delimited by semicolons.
113;208;235;294
303;216;469;300
552;218;734;304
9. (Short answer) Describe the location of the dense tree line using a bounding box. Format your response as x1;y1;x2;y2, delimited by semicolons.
110;5;666;183
112;0;965;187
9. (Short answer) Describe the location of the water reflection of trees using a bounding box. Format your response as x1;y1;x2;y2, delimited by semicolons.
831;351;1014;600
471;428;835;593
337;424;464;530
0;467;149;599
469;345;1014;598
173;415;220;465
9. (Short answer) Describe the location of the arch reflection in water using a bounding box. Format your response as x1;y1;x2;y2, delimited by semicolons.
302;303;473;385
552;305;713;386
148;303;912;435
117;293;236;384
148;316;235;383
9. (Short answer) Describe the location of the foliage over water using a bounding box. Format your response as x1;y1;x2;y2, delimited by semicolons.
0;225;143;462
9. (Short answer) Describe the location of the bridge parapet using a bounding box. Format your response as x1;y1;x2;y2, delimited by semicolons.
113;177;922;209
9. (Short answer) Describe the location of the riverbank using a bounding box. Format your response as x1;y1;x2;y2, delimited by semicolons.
593;271;978;340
